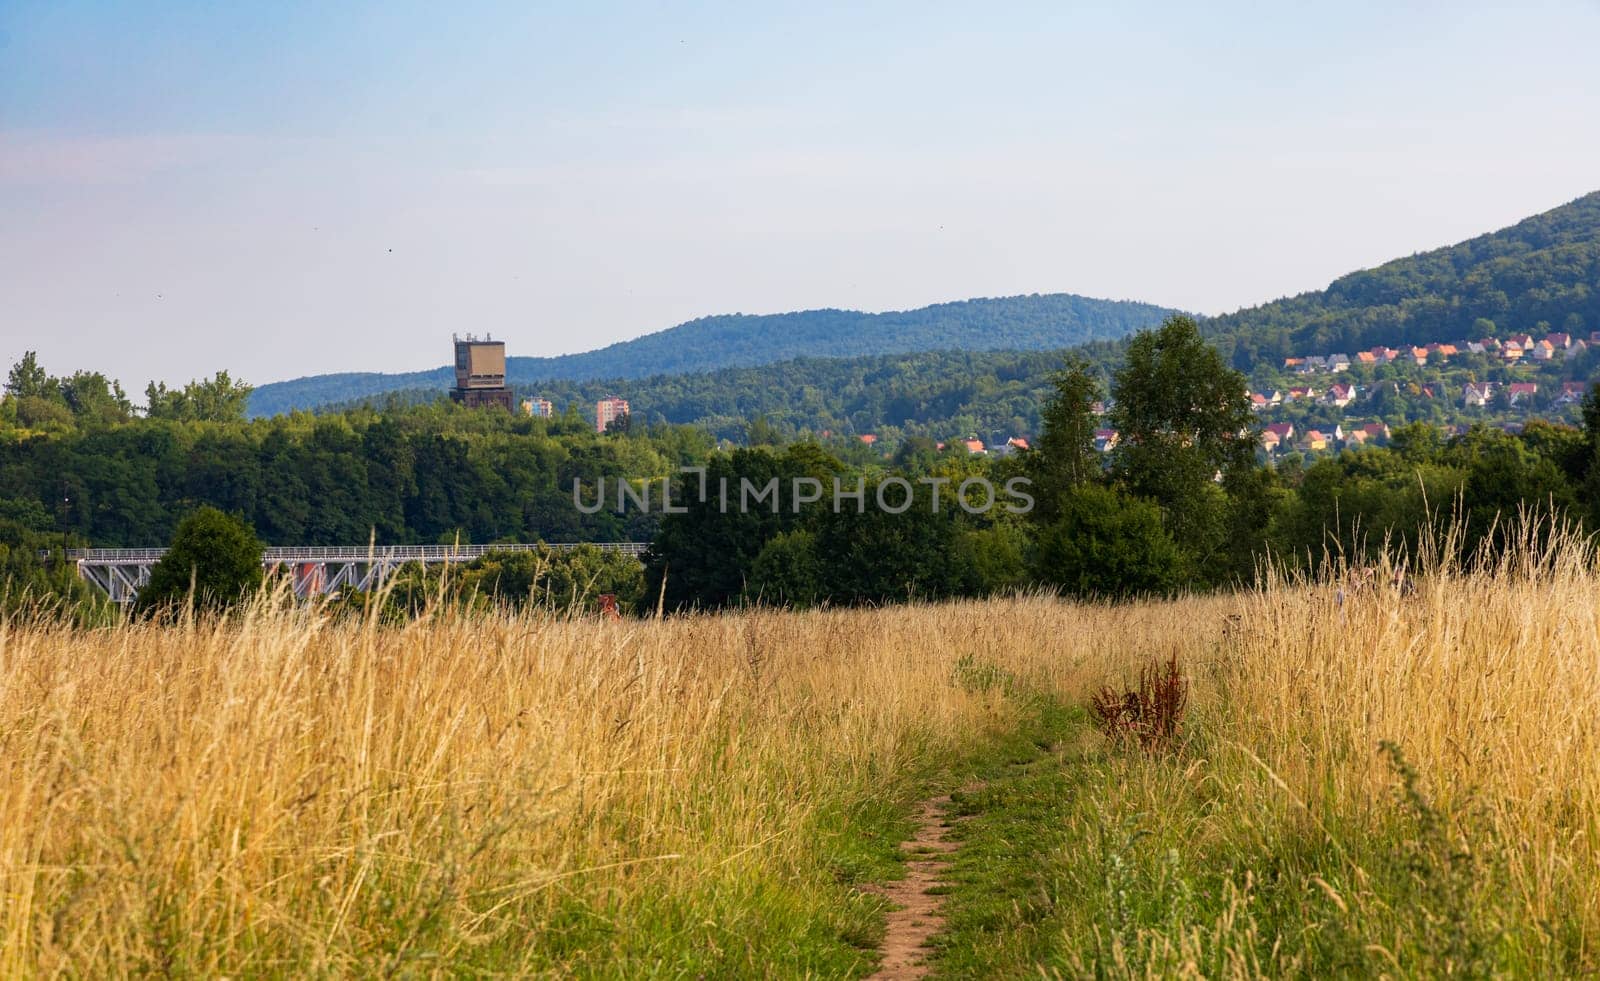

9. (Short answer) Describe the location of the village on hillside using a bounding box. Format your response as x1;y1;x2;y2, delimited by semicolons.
1206;327;1600;459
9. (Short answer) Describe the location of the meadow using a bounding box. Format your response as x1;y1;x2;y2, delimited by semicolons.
2;529;1597;977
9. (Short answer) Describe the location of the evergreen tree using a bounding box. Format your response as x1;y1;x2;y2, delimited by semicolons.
1026;356;1102;523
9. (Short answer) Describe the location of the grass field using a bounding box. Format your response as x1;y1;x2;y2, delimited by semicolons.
3;531;1598;976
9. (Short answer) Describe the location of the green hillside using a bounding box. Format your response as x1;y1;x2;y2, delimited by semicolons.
254;190;1600;436
247;293;1177;416
333;331;1592;448
1205;190;1600;368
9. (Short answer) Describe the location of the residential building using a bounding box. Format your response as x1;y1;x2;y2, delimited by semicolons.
1094;429;1119;453
1462;382;1495;407
1506;382;1538;405
522;397;554;418
596;396;630;433
1357;421;1391;443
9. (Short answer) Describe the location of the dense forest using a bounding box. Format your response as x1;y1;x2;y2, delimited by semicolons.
639;318;1600;612
248;293;1177;415
5;318;1599;618
0;352;715;616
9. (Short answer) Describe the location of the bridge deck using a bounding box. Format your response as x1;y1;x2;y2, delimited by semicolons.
63;542;649;563
59;542;650;603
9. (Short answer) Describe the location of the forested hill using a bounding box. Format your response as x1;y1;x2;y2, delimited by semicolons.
1205;190;1600;368
247;293;1178;416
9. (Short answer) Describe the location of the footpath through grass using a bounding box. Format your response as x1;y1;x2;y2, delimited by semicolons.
509;660;1086;978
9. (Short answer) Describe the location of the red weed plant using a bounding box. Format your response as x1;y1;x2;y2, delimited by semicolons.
1089;653;1188;752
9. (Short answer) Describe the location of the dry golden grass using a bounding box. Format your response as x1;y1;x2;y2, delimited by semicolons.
1050;528;1600;974
0;593;1142;975
4;530;1599;975
1229;538;1599;940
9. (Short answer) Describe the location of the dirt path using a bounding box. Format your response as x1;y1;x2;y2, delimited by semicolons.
867;794;961;980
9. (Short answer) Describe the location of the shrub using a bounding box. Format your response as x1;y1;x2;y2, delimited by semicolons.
455;545;645;614
749;530;822;607
134;507;264;616
1032;484;1183;599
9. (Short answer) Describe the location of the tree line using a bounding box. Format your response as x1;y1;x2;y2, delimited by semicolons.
3;317;1599;616
636;318;1599;613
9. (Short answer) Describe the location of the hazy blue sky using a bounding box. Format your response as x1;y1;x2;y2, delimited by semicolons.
4;1;1599;388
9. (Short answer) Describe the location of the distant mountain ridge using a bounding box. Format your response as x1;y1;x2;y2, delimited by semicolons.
249;190;1600;419
246;293;1179;416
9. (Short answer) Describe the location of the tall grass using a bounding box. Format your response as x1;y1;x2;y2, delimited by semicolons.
0;591;1104;975
1049;520;1600;975
4;521;1598;975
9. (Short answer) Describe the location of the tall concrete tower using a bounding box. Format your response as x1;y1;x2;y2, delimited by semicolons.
449;335;514;411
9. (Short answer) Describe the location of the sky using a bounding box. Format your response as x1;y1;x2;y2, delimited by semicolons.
3;1;1600;389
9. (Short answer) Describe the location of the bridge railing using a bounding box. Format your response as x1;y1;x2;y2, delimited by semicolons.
57;542;651;563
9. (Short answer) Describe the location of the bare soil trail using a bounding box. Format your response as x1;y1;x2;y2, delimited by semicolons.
867;794;962;980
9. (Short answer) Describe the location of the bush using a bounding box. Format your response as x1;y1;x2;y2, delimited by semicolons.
354;545;647;620
1032;484;1183;599
960;523;1030;595
750;530;822;607
457;545;645;614
134;507;264;616
810;481;977;605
